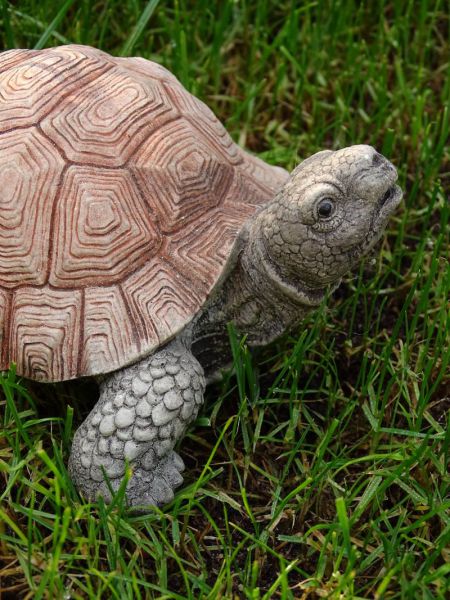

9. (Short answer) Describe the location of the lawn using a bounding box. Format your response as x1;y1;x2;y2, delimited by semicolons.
0;1;449;598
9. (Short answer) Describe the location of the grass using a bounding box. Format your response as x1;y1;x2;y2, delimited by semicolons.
0;0;449;598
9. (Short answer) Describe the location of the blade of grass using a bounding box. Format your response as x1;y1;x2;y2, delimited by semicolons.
33;0;77;49
120;0;160;56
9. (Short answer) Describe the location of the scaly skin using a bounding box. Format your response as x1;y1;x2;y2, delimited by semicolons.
69;145;402;507
69;340;205;507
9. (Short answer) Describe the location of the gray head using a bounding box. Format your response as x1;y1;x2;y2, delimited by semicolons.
256;145;402;295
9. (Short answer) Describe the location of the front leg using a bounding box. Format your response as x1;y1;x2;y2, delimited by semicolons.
68;339;205;507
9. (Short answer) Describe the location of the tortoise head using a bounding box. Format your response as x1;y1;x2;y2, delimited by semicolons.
256;145;402;295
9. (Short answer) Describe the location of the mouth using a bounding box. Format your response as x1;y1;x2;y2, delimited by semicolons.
350;183;402;260
377;183;403;213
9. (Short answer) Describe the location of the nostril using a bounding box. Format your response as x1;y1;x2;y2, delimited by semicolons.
379;186;393;206
372;152;383;166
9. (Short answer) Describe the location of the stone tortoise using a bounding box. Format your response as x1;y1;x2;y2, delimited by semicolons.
0;45;402;507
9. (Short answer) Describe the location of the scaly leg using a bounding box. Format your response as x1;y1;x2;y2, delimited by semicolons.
68;339;205;507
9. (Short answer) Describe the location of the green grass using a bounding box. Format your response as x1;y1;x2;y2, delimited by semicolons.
0;0;449;598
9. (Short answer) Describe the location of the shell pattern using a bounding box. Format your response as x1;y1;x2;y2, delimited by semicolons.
0;45;288;381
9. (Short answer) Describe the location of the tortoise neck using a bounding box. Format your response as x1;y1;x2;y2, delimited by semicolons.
214;223;325;346
189;219;326;378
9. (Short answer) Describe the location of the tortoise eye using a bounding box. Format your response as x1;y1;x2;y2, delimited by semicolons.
317;198;335;218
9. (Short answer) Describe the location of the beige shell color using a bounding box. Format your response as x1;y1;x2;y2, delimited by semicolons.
0;45;288;382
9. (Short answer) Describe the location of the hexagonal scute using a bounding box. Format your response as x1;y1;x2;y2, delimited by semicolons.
121;256;203;345
0;46;110;133
0;49;39;73
9;287;82;381
41;66;178;166
167;208;245;288
0;127;65;287
164;81;243;165
81;285;140;376
238;152;289;196
130;119;234;232
50;166;161;287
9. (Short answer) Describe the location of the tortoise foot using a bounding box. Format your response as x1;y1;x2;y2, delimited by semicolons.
126;451;185;507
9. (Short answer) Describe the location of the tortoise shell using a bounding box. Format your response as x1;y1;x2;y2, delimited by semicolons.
0;45;288;382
